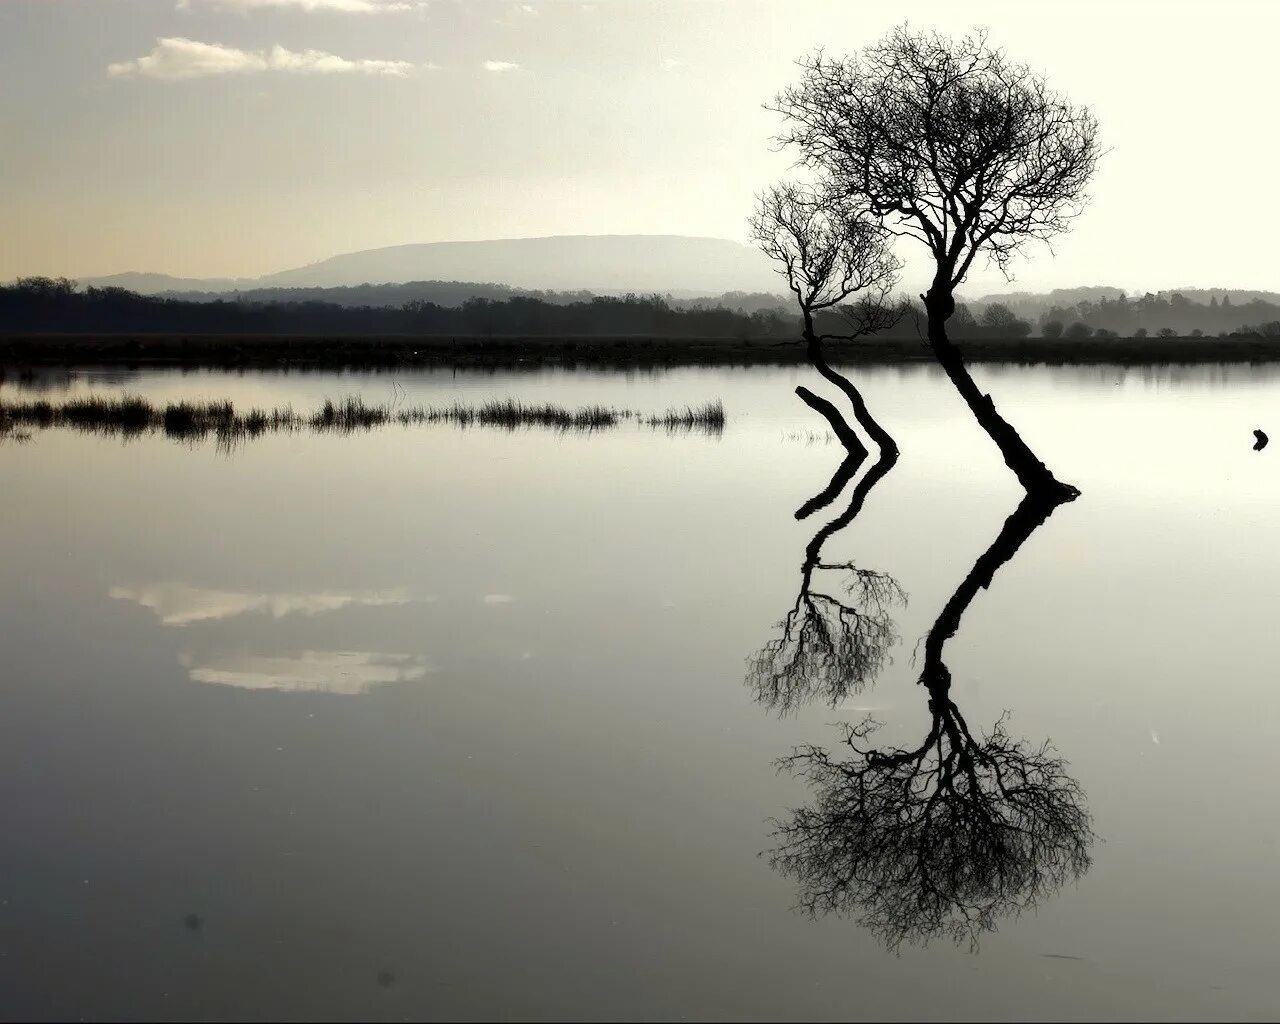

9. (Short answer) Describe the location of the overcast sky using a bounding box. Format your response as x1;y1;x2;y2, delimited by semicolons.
1;0;1275;294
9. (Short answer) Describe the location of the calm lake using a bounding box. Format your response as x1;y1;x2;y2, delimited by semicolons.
1;362;1277;1020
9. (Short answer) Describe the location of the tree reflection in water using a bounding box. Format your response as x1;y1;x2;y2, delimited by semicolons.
767;490;1096;950
748;441;904;715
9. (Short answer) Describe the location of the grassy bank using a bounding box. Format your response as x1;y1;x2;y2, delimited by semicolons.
0;394;726;447
6;333;1280;370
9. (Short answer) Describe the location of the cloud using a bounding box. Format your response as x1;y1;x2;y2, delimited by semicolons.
184;0;414;12
108;37;265;79
482;60;519;72
659;56;684;72
110;582;419;625
181;650;429;693
265;44;414;75
107;37;415;79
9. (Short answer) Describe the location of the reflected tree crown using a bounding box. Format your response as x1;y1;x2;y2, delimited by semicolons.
748;444;904;715
767;489;1095;950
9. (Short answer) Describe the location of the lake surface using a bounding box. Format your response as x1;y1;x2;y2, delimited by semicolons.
2;362;1278;1020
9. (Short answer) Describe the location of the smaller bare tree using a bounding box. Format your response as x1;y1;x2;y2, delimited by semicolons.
751;182;903;457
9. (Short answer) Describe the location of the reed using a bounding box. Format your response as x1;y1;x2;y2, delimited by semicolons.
0;393;726;446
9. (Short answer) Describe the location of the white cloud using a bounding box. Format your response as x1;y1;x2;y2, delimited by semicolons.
187;0;414;12
266;44;413;75
659;56;684;72
182;650;429;693
108;37;266;79
482;60;519;73
107;37;415;79
110;582;419;625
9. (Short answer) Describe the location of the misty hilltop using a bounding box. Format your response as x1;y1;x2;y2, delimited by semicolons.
81;235;785;297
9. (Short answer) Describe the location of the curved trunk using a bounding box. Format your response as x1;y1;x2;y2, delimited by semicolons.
805;335;899;459
920;486;1074;690
924;285;1077;498
795;385;868;461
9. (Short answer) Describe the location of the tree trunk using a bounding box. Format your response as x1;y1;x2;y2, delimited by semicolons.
795;385;868;461
804;335;899;459
924;284;1077;498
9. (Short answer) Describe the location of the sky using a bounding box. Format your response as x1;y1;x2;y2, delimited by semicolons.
2;0;1278;295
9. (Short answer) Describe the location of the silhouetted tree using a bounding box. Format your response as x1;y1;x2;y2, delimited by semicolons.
752;182;903;457
1065;321;1093;339
771;26;1099;496
768;488;1093;950
1041;319;1064;339
978;303;1029;338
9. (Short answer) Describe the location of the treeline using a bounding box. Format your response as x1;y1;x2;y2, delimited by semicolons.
13;277;1268;341
1027;292;1280;338
163;280;598;308
160;280;794;314
0;278;799;338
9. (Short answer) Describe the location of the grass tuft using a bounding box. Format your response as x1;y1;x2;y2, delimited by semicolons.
0;393;725;447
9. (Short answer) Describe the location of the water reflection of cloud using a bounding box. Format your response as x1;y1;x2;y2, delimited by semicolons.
110;583;420;626
180;650;429;694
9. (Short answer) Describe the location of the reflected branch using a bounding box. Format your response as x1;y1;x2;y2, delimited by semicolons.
794;451;861;521
768;488;1094;950
749;445;904;715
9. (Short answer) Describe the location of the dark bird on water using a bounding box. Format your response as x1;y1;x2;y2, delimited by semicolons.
1254;429;1269;451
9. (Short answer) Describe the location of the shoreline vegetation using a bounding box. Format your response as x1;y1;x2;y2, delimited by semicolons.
7;333;1280;370
0;394;727;446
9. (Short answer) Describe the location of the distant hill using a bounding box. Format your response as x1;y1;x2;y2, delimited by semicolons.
80;271;258;294
80;235;784;297
257;235;782;293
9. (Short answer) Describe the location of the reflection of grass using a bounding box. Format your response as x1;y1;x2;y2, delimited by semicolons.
0;393;726;447
0;408;32;444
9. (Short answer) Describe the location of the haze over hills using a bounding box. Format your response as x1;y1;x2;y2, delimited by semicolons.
60;234;1280;338
80;235;785;297
83;272;259;294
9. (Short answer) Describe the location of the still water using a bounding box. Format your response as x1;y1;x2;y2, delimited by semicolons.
1;363;1277;1020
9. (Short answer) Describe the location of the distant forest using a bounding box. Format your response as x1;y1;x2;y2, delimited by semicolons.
157;280;793;314
4;277;1280;340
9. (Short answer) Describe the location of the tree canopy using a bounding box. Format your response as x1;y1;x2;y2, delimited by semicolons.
771;27;1100;290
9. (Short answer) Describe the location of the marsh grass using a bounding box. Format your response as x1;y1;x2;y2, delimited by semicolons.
0;394;726;448
643;400;726;432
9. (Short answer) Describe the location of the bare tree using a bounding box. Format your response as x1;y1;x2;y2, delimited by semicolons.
767;486;1092;950
751;182;903;457
770;26;1100;496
